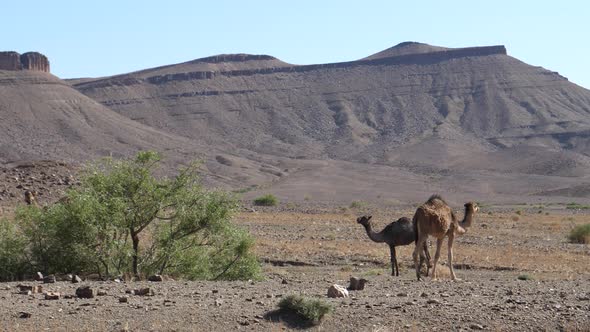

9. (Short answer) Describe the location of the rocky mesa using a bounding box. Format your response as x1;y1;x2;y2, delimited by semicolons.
0;51;50;72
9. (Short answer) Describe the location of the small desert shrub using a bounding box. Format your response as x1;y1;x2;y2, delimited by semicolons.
253;194;278;206
517;274;534;281
566;203;590;210
515;210;522;215
349;201;365;209
0;218;28;281
568;223;590;244
511;215;520;222
278;295;332;324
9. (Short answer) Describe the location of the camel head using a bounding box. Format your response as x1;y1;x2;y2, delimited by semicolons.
24;190;38;206
356;215;372;226
464;202;479;213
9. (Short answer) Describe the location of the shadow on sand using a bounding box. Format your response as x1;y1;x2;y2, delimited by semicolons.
263;309;317;329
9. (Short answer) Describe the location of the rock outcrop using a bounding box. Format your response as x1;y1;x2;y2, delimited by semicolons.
0;52;21;70
0;51;50;72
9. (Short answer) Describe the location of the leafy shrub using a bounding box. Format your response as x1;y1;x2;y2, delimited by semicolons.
0;218;28;281
517;274;534;280
253;194;278;206
5;151;261;281
566;203;590;210
568;223;590;244
278;295;332;323
349;201;365;209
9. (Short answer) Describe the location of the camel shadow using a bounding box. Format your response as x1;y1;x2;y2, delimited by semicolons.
263;309;316;329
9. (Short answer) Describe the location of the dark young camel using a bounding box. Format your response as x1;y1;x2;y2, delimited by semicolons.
357;216;432;276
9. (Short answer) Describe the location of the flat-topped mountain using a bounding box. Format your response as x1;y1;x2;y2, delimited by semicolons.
0;51;50;72
4;43;590;203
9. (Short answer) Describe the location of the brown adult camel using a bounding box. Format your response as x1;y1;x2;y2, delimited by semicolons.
357;216;432;276
412;195;478;281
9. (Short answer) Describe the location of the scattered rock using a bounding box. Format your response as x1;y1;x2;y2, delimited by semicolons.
43;275;56;284
470;323;484;330
17;285;42;294
148;274;164;282
44;292;60;300
18;312;31;319
327;284;349;298
34;272;44;281
397;292;408;297
420;292;428;297
72;275;83;283
97;290;107;296
427;299;441;304
281;279;288;285
119;296;128;303
348;277;368;291
133;288;152;296
215;299;223;306
75;286;94;299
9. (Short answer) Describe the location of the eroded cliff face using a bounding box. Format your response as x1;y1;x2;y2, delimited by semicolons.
0;51;50;72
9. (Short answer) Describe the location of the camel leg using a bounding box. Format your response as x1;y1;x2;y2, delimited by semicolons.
448;233;460;281
423;241;432;276
419;252;425;276
413;236;427;281
431;238;444;280
389;245;398;276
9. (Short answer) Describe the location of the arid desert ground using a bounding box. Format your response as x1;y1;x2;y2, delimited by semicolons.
1;201;589;331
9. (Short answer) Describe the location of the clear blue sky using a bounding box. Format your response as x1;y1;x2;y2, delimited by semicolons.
4;1;589;88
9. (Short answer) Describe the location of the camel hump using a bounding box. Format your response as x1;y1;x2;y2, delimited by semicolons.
426;194;446;205
396;217;411;224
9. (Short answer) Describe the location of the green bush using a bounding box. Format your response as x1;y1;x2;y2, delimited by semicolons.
349;201;365;209
566;203;590;210
253;194;278;206
0;218;28;281
3;151;261;281
278;295;332;324
568;223;590;244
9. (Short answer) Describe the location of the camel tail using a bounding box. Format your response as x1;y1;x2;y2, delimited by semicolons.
413;213;419;244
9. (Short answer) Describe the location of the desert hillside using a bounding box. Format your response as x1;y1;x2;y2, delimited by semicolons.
3;43;590;203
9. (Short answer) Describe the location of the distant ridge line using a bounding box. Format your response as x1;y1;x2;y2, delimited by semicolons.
74;45;506;89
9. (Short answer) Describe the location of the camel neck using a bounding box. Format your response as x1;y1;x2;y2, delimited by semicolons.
363;223;386;243
460;207;474;229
